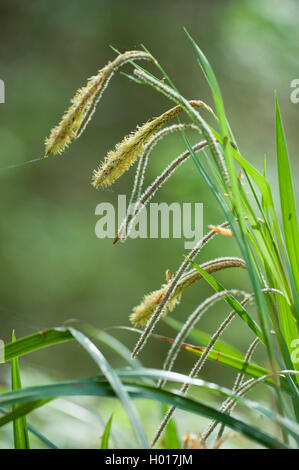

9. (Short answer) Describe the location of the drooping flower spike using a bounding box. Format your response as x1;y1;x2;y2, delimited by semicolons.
92;100;211;188
44;51;153;157
130;257;246;327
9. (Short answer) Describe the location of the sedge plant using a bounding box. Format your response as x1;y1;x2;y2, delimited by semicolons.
1;33;299;449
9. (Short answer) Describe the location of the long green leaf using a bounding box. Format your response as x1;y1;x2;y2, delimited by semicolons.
110;327;290;392
67;327;149;449
5;327;148;448
275;95;299;306
4;328;73;362
162;403;181;449
1;369;297;437
0;399;52;427
87;327;143;369
0;376;288;448
184;31;281;410
11;332;30;449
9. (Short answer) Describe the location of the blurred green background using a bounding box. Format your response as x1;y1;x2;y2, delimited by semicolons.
0;0;298;447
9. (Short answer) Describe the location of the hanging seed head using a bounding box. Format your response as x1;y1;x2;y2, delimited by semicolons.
130;257;246;327
92;100;208;188
130;285;182;327
44;51;152;157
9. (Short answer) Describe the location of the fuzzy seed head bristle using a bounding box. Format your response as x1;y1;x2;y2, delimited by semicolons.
44;51;152;157
92;100;206;188
130;257;246;327
130;285;182;327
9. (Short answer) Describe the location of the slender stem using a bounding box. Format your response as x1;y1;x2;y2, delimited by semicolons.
117;139;206;242
151;291;250;447
131;221;230;357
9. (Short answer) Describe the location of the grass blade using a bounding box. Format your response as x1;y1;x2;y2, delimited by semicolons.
101;413;113;449
68;327;149;449
4;327;149;448
275;95;299;303
11;332;30;449
4;328;73;362
162;403;181;449
86;326;143;369
0;377;288;448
